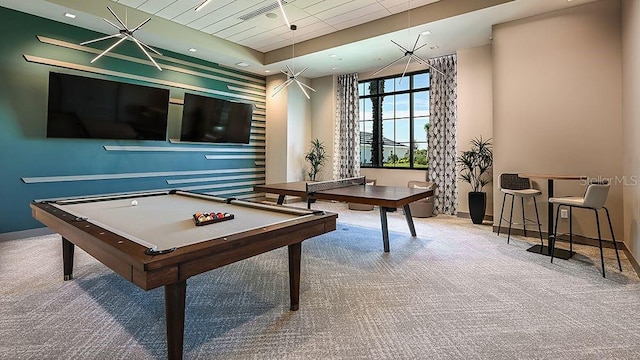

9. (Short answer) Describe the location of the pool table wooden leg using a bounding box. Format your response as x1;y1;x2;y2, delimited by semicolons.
62;237;74;281
165;280;186;360
288;242;301;311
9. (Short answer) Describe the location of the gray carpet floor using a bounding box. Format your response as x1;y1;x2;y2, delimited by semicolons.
1;201;639;359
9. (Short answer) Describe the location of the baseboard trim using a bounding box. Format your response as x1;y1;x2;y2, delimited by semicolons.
624;248;640;277
492;225;640;279
457;212;493;222
491;226;625;249
0;227;54;242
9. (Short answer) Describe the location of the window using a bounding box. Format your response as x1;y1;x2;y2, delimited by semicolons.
358;71;430;168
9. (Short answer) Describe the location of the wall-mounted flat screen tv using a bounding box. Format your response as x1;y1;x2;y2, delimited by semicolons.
180;93;253;144
47;72;169;140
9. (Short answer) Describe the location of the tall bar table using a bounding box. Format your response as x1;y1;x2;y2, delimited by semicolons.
519;174;583;260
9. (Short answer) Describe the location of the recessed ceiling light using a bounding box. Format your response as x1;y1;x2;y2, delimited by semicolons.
64;12;76;19
329;54;337;58
266;12;278;19
236;62;251;67
430;45;439;49
332;67;339;70
188;48;197;52
421;30;431;35
265;70;271;73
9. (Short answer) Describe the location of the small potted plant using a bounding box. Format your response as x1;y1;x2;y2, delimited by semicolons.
457;136;493;224
305;138;327;181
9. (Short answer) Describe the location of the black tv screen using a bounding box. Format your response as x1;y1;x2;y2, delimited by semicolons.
180;93;253;144
47;72;169;140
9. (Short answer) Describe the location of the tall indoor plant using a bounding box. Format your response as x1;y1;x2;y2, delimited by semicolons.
305;138;327;181
457;136;493;224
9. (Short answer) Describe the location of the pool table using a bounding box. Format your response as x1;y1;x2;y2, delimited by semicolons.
31;190;337;360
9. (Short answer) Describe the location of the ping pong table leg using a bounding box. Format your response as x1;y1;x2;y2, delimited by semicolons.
379;207;390;252
277;195;285;205
402;204;417;236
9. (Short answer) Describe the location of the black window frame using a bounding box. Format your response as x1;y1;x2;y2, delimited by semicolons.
358;70;431;169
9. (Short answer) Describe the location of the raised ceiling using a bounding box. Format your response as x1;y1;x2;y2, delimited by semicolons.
0;0;598;78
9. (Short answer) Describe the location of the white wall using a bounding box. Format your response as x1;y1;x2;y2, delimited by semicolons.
265;73;312;184
286;76;312;182
310;75;336;181
457;45;494;216
265;73;288;184
621;0;640;265
492;0;623;238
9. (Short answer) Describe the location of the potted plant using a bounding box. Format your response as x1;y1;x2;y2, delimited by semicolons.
304;138;327;181
457;136;493;224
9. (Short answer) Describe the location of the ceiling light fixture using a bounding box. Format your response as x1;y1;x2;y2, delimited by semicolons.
276;0;291;28
80;6;162;71
272;25;316;100
195;0;213;12
64;12;76;19
373;1;443;80
188;48;197;52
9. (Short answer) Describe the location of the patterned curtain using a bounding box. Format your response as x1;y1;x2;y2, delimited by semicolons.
428;55;457;215
333;73;360;179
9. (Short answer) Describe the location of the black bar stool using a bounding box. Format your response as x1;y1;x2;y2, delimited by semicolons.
497;173;544;247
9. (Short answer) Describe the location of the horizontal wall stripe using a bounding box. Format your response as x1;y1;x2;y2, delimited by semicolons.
23;55;265;104
168;139;264;146
205;155;266;160
252;129;266;135
255;161;266;166
227;85;266;97
252;135;266;141
253;122;265;129
253;109;266;116
166;174;265;185
37;36;265;88
21;168;263;184
104;145;265;153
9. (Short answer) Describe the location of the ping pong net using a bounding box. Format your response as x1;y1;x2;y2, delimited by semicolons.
305;176;367;194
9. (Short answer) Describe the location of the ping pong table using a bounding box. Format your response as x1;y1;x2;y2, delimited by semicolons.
255;177;434;252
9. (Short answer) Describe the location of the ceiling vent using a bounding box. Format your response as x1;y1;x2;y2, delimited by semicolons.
238;0;289;21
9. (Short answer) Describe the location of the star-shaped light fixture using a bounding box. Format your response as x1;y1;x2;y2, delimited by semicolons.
373;33;444;79
272;25;316;100
373;0;443;81
81;6;162;71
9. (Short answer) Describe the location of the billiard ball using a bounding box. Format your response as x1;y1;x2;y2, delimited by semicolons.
131;200;138;206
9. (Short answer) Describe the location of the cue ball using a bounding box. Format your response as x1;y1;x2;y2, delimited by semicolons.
131;200;138;206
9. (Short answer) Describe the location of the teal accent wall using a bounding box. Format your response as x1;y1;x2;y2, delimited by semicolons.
0;7;266;234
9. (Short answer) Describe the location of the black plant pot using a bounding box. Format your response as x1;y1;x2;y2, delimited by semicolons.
468;191;487;225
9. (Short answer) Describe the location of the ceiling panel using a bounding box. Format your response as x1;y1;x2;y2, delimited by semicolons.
0;0;601;78
323;3;390;27
137;0;177;14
